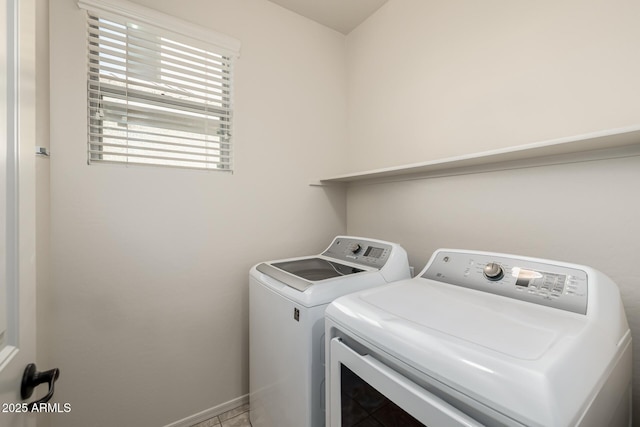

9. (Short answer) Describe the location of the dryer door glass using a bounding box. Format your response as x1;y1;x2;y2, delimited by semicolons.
272;258;363;281
329;337;482;427
340;364;425;426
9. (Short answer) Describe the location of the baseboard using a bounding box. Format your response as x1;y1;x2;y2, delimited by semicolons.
163;394;249;427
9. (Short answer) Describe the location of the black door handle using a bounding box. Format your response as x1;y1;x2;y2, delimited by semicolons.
20;363;60;411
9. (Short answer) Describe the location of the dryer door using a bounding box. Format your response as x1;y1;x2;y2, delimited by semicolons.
328;338;481;427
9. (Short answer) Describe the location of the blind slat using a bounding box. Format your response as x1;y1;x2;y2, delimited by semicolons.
86;40;232;79
90;97;230;127
88;75;232;109
88;25;232;71
91;142;231;159
89;133;230;153
88;149;231;166
87;16;233;66
87;52;231;91
88;159;231;171
92;110;231;136
86;10;235;171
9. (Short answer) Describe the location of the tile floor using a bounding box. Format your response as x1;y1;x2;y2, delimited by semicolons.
191;403;251;427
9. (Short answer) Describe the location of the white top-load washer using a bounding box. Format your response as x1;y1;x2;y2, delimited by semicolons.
326;249;632;427
249;236;410;427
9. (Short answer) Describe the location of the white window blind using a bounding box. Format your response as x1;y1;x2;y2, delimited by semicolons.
81;1;239;171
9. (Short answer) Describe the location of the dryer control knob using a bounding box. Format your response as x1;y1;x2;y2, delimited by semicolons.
483;262;504;281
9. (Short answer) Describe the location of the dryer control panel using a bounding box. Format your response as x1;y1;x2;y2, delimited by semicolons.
422;250;588;314
322;237;393;269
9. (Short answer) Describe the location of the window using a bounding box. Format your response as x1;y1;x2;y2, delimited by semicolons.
79;0;240;171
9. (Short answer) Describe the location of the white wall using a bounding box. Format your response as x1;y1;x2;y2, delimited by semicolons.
346;0;640;170
46;0;346;425
344;0;640;422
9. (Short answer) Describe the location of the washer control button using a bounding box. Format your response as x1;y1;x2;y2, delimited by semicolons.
483;262;505;281
347;243;362;254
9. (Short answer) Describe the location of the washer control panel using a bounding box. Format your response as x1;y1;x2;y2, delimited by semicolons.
422;251;588;314
322;237;392;269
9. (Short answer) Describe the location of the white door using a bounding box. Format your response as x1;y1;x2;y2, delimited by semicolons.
0;0;38;425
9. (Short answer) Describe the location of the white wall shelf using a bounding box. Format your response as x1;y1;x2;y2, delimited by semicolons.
312;125;640;186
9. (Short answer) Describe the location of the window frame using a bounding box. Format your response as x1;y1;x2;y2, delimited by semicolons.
78;0;241;171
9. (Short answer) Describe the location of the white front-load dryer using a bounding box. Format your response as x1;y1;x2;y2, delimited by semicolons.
249;236;410;427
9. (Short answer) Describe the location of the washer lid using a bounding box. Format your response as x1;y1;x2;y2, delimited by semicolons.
272;258;364;281
256;258;366;292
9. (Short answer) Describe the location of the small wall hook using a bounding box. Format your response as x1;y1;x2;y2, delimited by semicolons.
35;146;50;156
